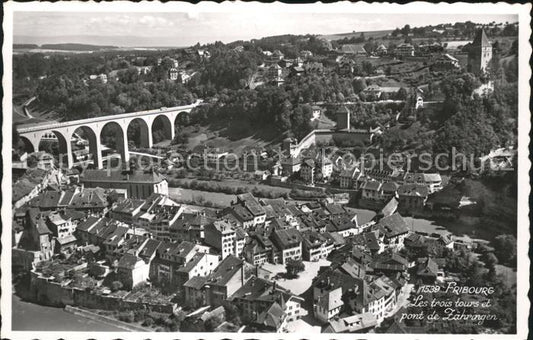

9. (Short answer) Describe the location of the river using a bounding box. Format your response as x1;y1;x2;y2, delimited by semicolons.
11;294;124;332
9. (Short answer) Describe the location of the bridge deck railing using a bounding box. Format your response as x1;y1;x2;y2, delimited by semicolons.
16;102;201;133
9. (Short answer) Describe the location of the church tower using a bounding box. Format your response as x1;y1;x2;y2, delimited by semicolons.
467;29;492;75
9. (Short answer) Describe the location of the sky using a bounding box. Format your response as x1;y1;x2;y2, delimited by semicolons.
13;11;517;47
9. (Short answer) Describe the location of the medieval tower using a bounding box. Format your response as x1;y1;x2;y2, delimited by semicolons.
467;28;492;75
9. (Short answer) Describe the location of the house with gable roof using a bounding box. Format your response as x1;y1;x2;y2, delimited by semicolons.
270;228;302;265
116;253;150;289
231;276;304;328
372;213;410;251
301;230;334;261
397;183;429;213
323;313;377;333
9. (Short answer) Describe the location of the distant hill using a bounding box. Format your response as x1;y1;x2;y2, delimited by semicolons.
320;29;394;41
13;44;39;49
40;43;118;51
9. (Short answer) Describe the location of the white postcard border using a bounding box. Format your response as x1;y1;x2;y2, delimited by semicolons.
2;2;531;339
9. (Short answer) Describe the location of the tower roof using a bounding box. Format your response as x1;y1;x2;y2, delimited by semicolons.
472;29;491;47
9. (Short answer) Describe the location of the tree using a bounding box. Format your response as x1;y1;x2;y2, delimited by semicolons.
143;317;154;327
492;234;517;266
285;258;305;278
352;78;367;94
397;87;408;100
481;252;498;272
362;61;374;75
27;154;39;168
111;280;123;292
400;24;411;36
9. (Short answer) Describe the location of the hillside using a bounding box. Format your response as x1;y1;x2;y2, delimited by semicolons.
13;44;39;49
320;29;394;41
40;43;118;51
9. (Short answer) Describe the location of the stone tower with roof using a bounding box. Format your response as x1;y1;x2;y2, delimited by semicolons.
467;28;492;75
336;106;351;131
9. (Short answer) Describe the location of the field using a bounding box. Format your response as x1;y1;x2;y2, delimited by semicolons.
183;124;279;154
168;187;236;207
173;178;291;194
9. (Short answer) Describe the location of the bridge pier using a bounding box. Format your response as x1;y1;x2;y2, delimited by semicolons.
56;132;73;169
139;118;153;149
88;131;103;169
119;131;130;165
29;138;40;155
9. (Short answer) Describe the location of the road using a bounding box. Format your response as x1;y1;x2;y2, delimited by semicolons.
385;283;414;319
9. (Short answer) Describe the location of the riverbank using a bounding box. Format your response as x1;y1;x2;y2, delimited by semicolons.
64;305;149;332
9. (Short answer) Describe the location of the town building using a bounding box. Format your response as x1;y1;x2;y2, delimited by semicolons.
150;241;210;290
304;62;324;75
243;235;273;265
281;156;301;176
403;172;442;193
317;157;333;180
323;313;377;333
361;181;382;200
169;68;179;81
270;228;302;265
170;212;213;243
300;159;315;184
339;167;362;189
204;220;244;259
301;230;334;261
375;44;388;56
176;252;220;288
432;54;460;71
478;147;516;173
232;193;267;227
395;43;415;57
116;253;150;290
397;184;429;213
371;213;410;251
231;276;304;327
200;255;250;307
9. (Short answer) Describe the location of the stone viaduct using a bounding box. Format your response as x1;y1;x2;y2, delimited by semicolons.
16;102;200;169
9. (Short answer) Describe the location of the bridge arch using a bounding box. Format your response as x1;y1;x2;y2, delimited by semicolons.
100;121;129;167
71;126;100;169
173;111;191;129
36;130;71;167
152;114;174;145
16;135;36;154
127;118;152;149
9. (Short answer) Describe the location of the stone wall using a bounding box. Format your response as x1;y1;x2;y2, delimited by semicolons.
29;274;176;313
